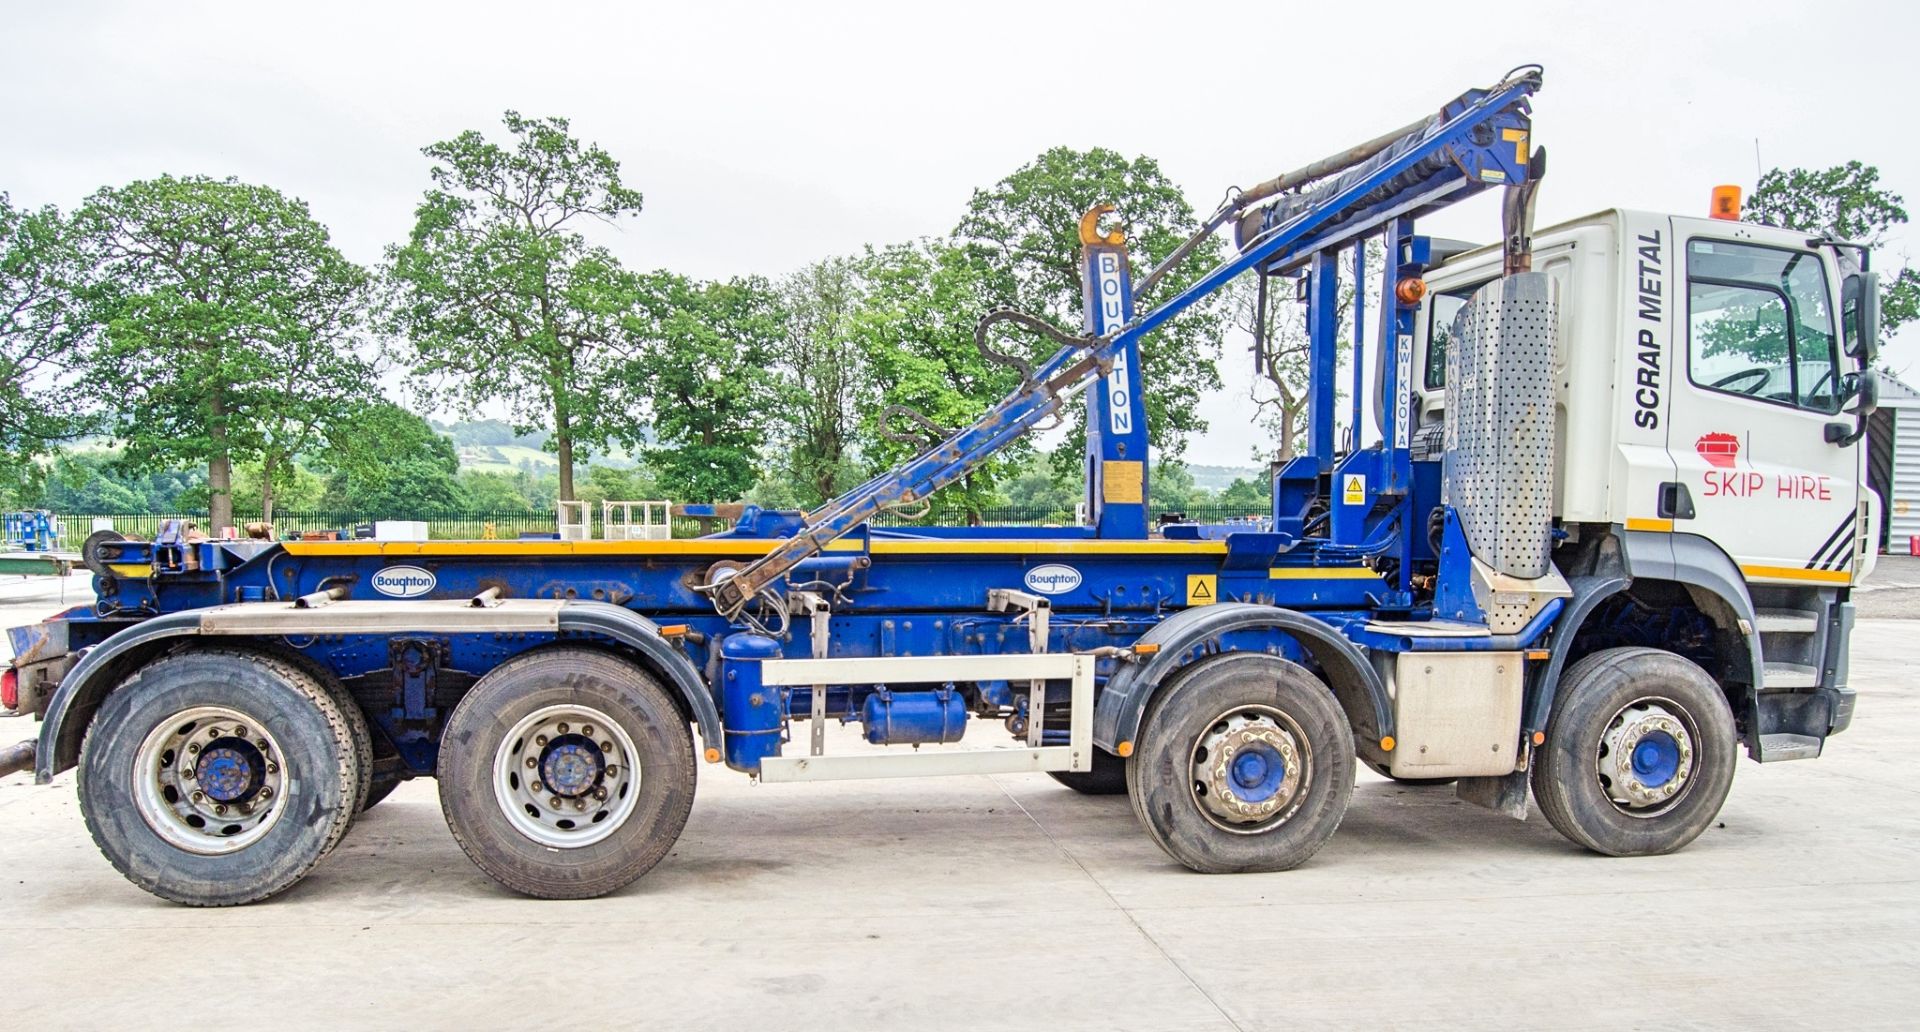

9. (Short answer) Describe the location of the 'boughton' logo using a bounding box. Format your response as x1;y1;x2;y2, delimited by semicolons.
371;565;436;598
1024;564;1083;595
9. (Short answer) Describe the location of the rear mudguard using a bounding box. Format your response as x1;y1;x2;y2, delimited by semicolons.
32;600;719;783
1093;602;1393;755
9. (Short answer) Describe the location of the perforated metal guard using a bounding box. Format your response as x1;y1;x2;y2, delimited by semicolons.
1443;273;1558;579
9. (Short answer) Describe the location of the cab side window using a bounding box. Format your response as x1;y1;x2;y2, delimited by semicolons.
1423;289;1475;390
1687;240;1842;413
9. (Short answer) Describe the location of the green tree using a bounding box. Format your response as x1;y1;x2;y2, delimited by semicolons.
627;274;782;502
849;240;1019;520
315;402;465;516
954;147;1226;475
1;193;85;504
1002;450;1078;519
1149;458;1197;514
385;111;645;501
1746;161;1920;343
68;175;376;531
1214;476;1270;514
457;469;536;512
772;256;871;503
1231;243;1378;463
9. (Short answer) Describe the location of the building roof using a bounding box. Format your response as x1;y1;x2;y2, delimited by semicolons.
1879;371;1920;410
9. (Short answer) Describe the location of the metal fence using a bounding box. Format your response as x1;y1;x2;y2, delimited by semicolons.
53;505;1273;542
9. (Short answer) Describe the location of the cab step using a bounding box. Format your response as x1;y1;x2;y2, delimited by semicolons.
1763;662;1820;689
1754;608;1819;634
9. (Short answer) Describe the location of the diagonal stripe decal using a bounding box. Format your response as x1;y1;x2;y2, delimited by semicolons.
1807;514;1856;570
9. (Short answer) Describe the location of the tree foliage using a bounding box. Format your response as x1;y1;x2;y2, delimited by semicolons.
385;111;644;500
954;147;1225;473
315;402;465;515
772;257;870;503
67;175;376;529
1;193;85;496
848;240;1019;518
1747;161;1920;344
627;273;782;502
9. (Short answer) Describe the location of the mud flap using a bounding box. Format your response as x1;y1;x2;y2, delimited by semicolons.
1457;769;1531;820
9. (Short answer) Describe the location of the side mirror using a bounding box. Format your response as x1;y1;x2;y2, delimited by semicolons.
1855;367;1881;415
1828;368;1880;447
1850;271;1881;361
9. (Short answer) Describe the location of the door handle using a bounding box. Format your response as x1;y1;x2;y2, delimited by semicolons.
1658;482;1695;520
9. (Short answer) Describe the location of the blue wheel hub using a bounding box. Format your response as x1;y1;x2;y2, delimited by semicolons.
1630;731;1681;788
540;736;603;798
1228;744;1288;803
197;741;263;803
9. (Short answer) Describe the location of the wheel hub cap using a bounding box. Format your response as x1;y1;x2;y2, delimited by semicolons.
1192;710;1306;828
1600;700;1695;812
196;742;263;803
493;705;643;849
539;737;602;797
132;706;287;855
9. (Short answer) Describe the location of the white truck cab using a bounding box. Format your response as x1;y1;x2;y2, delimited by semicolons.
1415;209;1878;589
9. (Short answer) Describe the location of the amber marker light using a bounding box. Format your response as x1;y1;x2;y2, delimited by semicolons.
1395;277;1427;305
1710;184;1742;221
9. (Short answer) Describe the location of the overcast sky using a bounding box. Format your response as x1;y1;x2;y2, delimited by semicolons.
5;0;1915;468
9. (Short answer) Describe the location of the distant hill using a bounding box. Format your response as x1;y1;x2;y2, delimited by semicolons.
1187;463;1266;491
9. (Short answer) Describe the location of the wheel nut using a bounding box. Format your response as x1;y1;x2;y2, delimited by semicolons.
188;743;201;755
531;780;544;793
600;740;613;753
191;791;205;803
208;727;222;738
605;765;618;778
582;725;594;736
594;787;608;801
535;734;549;746
259;786;273;799
557;722;570;734
525;757;537;769
574;799;586;811
214;804;228;816
265;762;278;774
183;767;196;780
549;796;562;808
256;739;270;751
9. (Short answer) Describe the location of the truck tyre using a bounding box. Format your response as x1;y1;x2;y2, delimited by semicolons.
437;648;696;899
1360;758;1456;787
77;649;362;906
1531;647;1738;857
1048;748;1129;795
1126;653;1354;873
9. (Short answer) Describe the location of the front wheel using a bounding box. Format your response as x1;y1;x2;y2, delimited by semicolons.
437;648;696;899
1126;654;1354;873
1531;647;1738;857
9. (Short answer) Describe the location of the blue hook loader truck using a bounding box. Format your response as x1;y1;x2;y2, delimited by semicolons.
0;66;1883;905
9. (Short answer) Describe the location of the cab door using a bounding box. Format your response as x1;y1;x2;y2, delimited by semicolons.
1664;221;1857;584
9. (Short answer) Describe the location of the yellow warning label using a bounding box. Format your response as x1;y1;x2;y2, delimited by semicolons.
1102;460;1144;504
1342;474;1366;506
1186;573;1217;606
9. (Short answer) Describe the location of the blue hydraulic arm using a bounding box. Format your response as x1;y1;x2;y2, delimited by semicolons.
704;66;1543;621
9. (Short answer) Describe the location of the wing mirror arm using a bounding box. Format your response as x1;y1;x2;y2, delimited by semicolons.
1827;368;1880;447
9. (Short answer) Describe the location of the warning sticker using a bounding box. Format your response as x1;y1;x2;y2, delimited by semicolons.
1185;574;1217;606
1342;474;1366;506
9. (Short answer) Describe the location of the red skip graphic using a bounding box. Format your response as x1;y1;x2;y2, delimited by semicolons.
1696;432;1739;469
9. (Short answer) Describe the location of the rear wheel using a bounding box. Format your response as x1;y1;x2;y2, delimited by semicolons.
1127;654;1354;873
78;650;361;906
437;648;696;899
1531;647;1737;856
1048;748;1128;795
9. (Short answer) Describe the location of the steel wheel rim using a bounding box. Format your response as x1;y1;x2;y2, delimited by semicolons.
132;705;289;855
1189;704;1312;835
1596;696;1698;818
492;704;642;848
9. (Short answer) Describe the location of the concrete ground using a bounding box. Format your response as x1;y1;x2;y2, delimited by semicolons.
1;568;1916;1030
